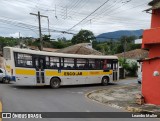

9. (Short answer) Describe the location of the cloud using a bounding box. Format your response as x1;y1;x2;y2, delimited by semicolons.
9;32;21;38
0;0;151;39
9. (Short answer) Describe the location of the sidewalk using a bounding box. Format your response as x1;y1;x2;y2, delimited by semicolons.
87;83;160;114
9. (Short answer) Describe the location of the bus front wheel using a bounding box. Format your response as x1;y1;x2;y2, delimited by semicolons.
50;78;61;89
2;77;6;83
102;77;109;86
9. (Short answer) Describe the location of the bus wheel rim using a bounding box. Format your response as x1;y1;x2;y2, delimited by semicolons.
52;81;58;87
104;78;108;83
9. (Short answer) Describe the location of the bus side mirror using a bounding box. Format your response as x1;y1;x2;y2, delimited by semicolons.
153;71;160;76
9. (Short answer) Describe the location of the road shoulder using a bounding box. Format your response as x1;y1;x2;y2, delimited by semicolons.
86;84;160;114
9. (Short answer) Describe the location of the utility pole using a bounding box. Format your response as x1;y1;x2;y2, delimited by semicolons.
19;32;20;39
55;5;57;19
30;11;48;51
47;18;50;37
123;37;126;59
19;32;22;48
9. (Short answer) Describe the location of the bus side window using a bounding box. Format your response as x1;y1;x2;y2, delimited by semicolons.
84;63;89;69
15;53;33;68
45;56;50;69
76;59;87;70
63;58;74;70
50;57;60;69
35;59;39;69
95;60;101;69
89;64;93;69
79;64;84;69
103;60;107;70
89;59;95;70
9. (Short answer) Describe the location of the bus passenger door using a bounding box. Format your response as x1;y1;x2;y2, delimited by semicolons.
112;60;119;81
34;57;45;84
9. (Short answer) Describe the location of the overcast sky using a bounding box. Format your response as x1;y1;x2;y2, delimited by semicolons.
0;0;151;39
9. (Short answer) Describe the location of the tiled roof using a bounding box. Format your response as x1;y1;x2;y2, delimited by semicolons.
56;43;102;55
42;48;59;52
149;0;160;6
29;46;59;52
115;49;149;60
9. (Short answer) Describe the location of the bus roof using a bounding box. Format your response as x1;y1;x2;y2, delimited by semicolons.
4;47;118;59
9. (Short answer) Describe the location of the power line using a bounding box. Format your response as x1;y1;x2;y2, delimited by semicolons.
0;17;75;35
55;0;111;38
67;0;111;31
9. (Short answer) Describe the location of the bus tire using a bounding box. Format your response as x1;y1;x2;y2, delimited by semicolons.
50;78;61;89
102;76;109;86
2;77;6;83
6;78;10;84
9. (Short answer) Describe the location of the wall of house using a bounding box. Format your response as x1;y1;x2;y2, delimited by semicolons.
142;2;160;105
142;59;160;105
149;44;160;58
151;9;160;28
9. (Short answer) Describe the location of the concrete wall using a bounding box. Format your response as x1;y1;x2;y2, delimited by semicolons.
142;59;160;105
142;6;160;105
151;9;160;28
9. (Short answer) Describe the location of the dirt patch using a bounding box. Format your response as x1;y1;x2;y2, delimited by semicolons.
87;84;160;113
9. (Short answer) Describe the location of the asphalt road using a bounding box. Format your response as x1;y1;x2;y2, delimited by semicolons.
0;79;158;121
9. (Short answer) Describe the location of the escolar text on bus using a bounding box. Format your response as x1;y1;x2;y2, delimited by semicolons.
64;72;83;76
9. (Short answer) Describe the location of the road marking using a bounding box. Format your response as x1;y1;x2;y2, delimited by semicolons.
0;101;2;121
86;110;90;112
71;91;83;94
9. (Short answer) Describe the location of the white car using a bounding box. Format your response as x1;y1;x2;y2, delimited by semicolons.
0;68;10;83
137;74;142;84
137;61;142;84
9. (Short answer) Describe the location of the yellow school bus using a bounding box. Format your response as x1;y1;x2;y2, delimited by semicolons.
3;47;119;88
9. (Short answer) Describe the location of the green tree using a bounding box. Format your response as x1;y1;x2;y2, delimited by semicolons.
127;62;138;77
43;35;51;42
0;37;19;51
71;29;96;44
57;37;67;42
115;36;138;54
119;58;129;70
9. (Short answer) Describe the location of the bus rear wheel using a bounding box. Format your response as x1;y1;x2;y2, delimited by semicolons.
102;77;109;86
2;77;6;83
50;78;61;89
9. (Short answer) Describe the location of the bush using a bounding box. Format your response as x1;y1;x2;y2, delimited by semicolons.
119;58;138;77
126;62;138;77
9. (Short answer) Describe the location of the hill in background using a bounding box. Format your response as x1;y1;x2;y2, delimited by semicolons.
96;29;143;41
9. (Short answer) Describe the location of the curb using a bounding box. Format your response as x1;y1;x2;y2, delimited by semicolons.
0;101;2;121
85;86;127;111
85;86;159;114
